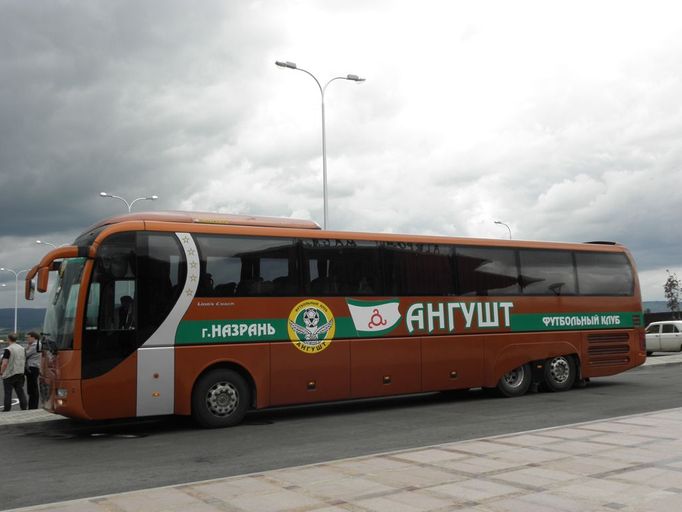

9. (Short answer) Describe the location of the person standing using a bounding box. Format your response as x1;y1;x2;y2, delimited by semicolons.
24;331;41;409
1;333;28;412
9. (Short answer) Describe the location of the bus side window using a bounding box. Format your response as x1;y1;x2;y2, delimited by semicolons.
87;236;137;331
195;235;298;298
456;247;520;296
302;240;382;296
136;233;186;339
519;250;576;296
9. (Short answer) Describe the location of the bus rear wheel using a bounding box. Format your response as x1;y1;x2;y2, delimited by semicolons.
543;355;576;392
192;369;250;428
497;363;531;397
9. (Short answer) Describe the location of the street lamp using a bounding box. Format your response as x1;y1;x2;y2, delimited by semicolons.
0;267;29;333
494;220;512;239
100;192;159;212
36;240;64;248
275;60;365;230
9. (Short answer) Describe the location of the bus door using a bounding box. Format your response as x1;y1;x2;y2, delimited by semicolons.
82;232;186;419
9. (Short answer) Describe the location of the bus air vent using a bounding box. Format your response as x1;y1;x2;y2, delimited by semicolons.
587;332;631;365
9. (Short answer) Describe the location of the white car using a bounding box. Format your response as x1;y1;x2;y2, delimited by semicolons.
646;321;682;355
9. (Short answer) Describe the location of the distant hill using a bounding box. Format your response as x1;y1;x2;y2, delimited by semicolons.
643;301;669;313
0;308;46;333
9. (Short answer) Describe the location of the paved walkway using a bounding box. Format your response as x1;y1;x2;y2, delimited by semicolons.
4;353;682;511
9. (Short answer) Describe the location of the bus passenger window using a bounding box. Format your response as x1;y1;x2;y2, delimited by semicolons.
195;235;298;297
136;233;186;339
575;252;633;296
302;240;381;296
519;250;576;296
456;247;520;296
382;243;455;296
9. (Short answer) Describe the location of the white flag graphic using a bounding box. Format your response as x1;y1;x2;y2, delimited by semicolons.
347;298;401;336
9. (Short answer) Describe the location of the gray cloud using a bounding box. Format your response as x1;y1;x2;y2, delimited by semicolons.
2;1;682;307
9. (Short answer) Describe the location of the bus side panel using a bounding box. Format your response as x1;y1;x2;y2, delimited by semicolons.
483;332;581;387
270;340;350;406
81;352;138;419
421;335;485;391
174;343;270;415
350;338;421;398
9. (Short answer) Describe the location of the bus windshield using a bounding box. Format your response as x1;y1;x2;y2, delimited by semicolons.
43;257;86;351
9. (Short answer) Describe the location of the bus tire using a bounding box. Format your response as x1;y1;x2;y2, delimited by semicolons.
543;355;576;392
496;363;531;397
192;369;250;428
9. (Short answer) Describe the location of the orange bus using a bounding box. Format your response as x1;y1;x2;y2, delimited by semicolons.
25;211;646;427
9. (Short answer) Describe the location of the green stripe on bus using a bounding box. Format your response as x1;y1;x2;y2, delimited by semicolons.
175;317;358;344
510;312;643;332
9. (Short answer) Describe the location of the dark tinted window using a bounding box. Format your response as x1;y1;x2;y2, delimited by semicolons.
303;239;381;296
83;232;139;379
195;235;298;297
519;250;577;296
575;252;633;296
662;323;679;334
646;324;660;334
456;247;520;296
382;242;455;296
137;233;186;338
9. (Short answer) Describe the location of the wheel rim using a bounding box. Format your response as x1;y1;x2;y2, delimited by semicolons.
206;381;239;417
502;366;526;389
548;357;570;384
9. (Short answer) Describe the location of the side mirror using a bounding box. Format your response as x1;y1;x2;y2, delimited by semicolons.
37;267;50;293
25;279;35;301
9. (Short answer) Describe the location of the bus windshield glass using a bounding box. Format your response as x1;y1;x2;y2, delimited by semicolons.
43;257;86;351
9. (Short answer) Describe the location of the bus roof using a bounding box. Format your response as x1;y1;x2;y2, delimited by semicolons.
87;211;322;231
81;211;626;254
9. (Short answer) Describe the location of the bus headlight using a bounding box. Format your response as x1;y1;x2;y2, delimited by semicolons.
56;388;68;398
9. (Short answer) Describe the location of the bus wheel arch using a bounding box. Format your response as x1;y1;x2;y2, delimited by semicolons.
191;363;255;428
543;354;578;392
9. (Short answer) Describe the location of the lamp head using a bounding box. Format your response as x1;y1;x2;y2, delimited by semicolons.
346;74;365;82
99;192;109;197
275;61;297;69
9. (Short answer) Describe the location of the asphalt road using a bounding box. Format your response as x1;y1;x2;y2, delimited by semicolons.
2;361;682;510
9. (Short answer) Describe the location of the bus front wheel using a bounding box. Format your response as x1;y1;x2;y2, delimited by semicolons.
496;363;531;397
543;355;576;392
192;369;250;428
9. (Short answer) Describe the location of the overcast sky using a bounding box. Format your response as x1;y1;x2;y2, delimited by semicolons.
1;0;681;309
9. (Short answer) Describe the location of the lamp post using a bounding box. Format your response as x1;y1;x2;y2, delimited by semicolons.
0;267;29;333
275;60;365;230
100;192;159;212
494;220;512;239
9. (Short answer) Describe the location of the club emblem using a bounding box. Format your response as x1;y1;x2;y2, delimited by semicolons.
288;299;335;353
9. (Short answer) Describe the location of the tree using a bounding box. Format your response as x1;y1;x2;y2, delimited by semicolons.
664;270;680;319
